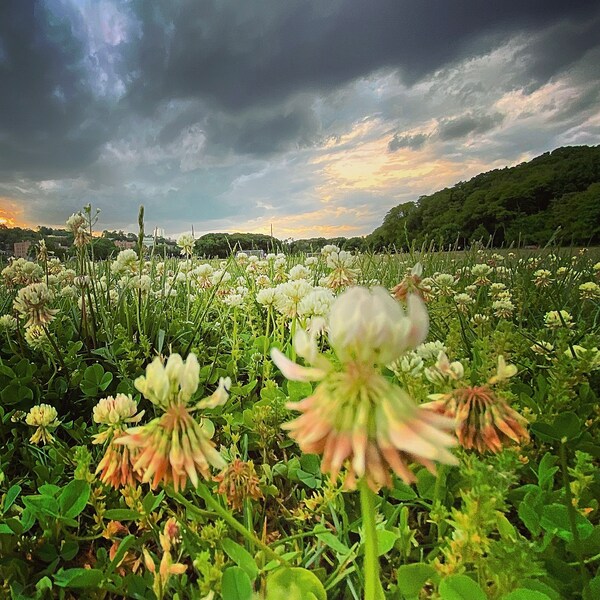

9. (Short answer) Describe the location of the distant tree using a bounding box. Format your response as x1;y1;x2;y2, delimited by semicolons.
367;145;600;249
92;237;118;260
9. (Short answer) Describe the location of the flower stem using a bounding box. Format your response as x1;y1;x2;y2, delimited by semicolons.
359;478;384;600
170;485;287;567
559;441;588;587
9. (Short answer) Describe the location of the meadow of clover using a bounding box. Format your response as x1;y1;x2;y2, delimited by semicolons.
0;206;599;600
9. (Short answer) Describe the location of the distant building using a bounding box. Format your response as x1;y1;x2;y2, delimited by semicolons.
114;240;137;250
13;241;31;258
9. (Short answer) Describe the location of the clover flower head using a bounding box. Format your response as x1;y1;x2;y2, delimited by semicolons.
66;212;90;247
544;310;573;329
177;233;195;257
115;354;230;491
425;385;529;454
93;394;144;428
0;314;17;331
425;352;464;384
328;287;429;366
579;281;600;300
134;353;200;409
111;249;139;276
13;282;58;327
272;286;457;491
26;404;59;445
25;325;52;352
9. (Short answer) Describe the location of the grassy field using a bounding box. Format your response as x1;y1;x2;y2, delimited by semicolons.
0;219;599;599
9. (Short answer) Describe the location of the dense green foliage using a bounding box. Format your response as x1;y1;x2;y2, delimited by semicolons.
368;145;600;249
1;222;599;598
194;232;282;257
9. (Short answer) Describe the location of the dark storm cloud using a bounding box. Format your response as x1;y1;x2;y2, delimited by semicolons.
1;0;599;236
438;113;505;141
123;0;600;114
518;11;600;88
388;132;429;152
0;1;118;177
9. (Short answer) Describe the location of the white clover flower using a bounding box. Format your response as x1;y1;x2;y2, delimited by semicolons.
321;244;340;256
492;299;515;318
544;310;573;329
13;282;58;327
274;279;313;318
26;404;59;445
414;340;447;361
93;394;144;427
424;352;465;384
471;264;492;279
471;313;490;325
112;249;138;276
273;257;287;272
327;287;428;366
25;325;51;352
392;354;424;378
177;234;195;257
256;287;278;307
211;270;231;286
431;273;455;295
531;340;554;354
271;287;456;491
255;274;271;288
135;353;201;409
490;282;507;298
222;293;244;308
533;269;553;287
288;264;311;280
579;282;600;300
0;314;17;331
297;288;335;319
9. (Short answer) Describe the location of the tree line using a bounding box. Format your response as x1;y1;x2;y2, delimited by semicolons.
367;145;600;250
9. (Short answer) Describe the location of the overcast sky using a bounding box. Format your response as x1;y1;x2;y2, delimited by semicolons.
1;1;599;239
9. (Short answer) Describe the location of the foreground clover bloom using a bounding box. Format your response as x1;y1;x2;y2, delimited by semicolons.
115;353;230;492
26;404;59;445
13;282;58;327
93;394;145;488
425;356;529;453
272;287;457;491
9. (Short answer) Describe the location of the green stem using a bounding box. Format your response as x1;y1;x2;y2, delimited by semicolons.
359;479;384;600
170;485;287;567
432;463;448;541
559;442;588;586
42;325;68;377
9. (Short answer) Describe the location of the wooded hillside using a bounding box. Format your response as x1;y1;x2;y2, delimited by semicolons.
368;145;600;249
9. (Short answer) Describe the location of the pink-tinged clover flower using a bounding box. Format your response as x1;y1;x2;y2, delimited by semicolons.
425;356;529;453
92;394;145;489
115;353;230;492
272;286;457;491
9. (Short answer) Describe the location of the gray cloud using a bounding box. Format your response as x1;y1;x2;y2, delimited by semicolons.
123;0;599;111
0;0;599;237
0;0;122;177
437;113;505;141
388;133;429;152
